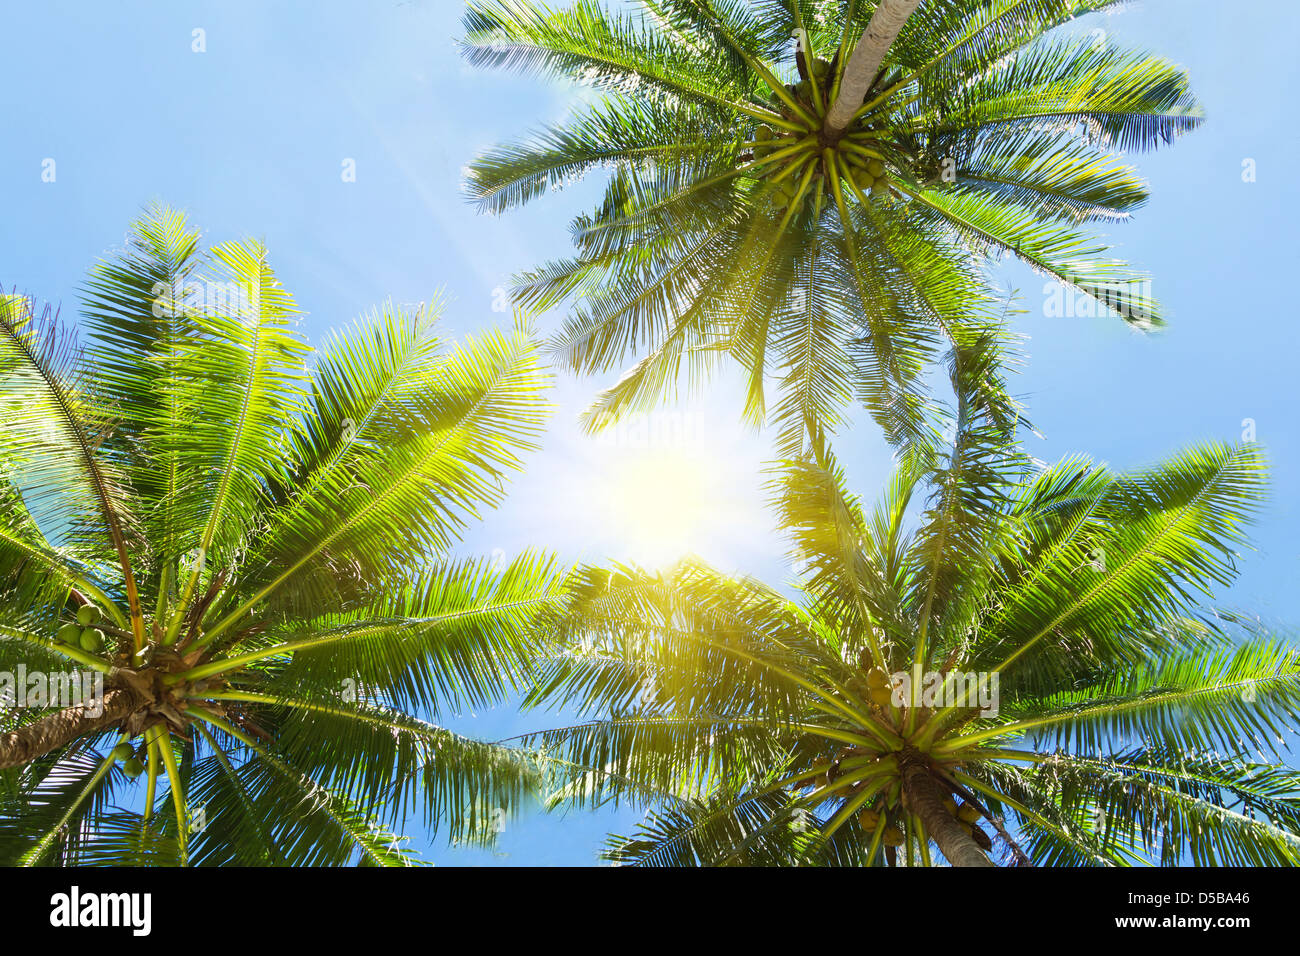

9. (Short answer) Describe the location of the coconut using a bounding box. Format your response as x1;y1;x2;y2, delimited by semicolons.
881;824;904;847
755;124;775;142
76;604;102;626
80;628;104;653
812;58;832;79
110;742;133;762
867;159;885;178
859;808;880;831
866;668;889;689
868;685;893;708
123;757;145;779
870;179;890;200
957;804;981;824
56;622;82;644
853;168;875;192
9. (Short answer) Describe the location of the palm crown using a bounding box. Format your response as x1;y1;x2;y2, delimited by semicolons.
463;0;1201;453
519;351;1297;865
0;207;567;865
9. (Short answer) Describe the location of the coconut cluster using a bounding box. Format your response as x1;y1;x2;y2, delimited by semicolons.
846;663;894;707
55;605;150;776
109;740;147;778
857;805;904;846
947;796;994;851
54;603;106;653
745;54;894;215
846;156;891;200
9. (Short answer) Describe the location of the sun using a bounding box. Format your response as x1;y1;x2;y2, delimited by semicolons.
594;448;722;568
512;401;774;572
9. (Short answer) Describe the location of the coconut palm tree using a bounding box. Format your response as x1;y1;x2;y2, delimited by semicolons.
462;0;1200;453
516;353;1298;865
0;206;568;865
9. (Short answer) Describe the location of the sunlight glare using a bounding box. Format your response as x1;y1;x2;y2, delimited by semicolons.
594;448;725;568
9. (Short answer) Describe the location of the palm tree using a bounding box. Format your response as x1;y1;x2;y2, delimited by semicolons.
0;206;568;865
462;0;1200;453
517;352;1297;864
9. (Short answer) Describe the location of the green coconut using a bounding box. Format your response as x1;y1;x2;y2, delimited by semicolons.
80;628;105;652
754;124;775;142
870;179;890;200
56;622;82;644
76;604;102;626
812;57;832;79
110;742;133;762
867;158;885;178
122;757;145;779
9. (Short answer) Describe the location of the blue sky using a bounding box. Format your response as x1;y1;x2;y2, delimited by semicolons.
2;0;1297;864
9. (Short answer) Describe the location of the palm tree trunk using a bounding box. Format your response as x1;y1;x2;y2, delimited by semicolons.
823;0;924;141
0;687;142;769
899;750;994;867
